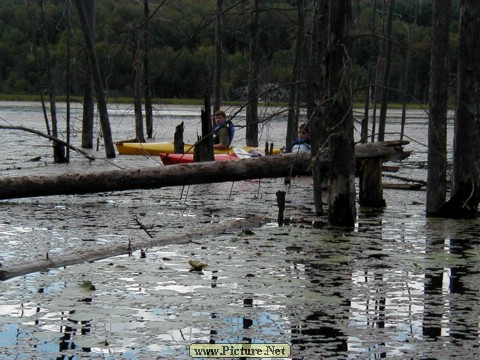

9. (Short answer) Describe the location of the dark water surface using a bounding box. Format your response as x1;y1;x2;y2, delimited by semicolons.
0;102;479;359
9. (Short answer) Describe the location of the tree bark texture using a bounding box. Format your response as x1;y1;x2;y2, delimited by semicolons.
426;0;451;216
326;0;356;227
74;0;116;158
439;0;480;218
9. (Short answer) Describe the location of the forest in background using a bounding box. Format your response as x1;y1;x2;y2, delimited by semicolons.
0;0;461;104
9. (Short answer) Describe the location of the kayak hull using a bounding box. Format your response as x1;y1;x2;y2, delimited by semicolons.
160;152;239;165
116;141;281;156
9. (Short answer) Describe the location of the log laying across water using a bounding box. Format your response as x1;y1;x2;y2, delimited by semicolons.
0;153;312;200
0;215;266;281
0;140;410;200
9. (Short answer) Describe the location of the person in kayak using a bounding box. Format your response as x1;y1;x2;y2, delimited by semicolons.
291;123;311;152
213;110;235;150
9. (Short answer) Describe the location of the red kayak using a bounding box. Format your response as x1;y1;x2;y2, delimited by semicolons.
160;152;239;165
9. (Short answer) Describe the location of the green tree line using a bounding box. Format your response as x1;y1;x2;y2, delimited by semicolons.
0;0;460;103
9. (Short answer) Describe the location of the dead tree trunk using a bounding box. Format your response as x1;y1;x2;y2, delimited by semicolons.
285;0;306;153
439;0;480;218
41;0;66;163
0;216;265;282
143;0;154;139
74;0;116;158
0;141;409;202
360;0;378;144
377;0;395;142
81;0;95;149
246;0;259;147
0;154;313;200
133;31;146;143
326;0;356;227
400;0;418;139
426;0;451;216
194;95;215;162
307;0;329;215
213;0;223;113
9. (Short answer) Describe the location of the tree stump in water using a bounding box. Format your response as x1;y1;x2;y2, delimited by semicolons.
174;122;184;154
276;190;286;226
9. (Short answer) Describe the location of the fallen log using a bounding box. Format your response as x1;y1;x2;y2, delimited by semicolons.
0;141;410;200
0;215;266;281
0;153;313;200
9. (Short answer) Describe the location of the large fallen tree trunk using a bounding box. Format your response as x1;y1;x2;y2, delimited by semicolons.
0;153;312;200
0;141;410;200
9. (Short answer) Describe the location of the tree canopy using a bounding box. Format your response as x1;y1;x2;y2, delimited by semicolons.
0;0;460;104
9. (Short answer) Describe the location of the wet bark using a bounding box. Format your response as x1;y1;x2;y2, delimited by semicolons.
426;0;451;216
439;0;480;218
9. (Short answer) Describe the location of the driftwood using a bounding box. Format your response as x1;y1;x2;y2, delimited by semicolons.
0;141;410;200
0;216;266;281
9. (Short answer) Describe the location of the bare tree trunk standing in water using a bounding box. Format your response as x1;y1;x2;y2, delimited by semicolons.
133;32;146;143
326;0;356;227
81;0;95;149
246;0;259;147
307;0;328;215
285;0;306;153
377;0;395;142
143;0;154;139
74;0;116;158
41;1;66;163
426;0;451;216
439;0;480;218
213;0;223;113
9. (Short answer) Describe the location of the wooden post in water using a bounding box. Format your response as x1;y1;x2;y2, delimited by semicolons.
276;190;286;226
358;158;386;207
194;95;214;162
174;122;184;154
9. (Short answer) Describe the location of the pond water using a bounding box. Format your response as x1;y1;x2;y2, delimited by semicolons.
0;101;479;359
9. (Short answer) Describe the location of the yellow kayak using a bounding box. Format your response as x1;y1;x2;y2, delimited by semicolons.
116;141;281;156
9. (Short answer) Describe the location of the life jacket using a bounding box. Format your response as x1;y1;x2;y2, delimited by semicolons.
213;120;235;146
291;138;311;152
